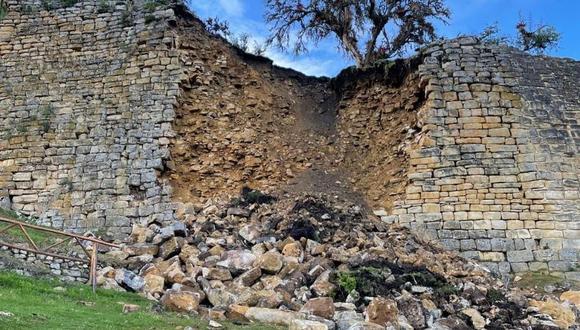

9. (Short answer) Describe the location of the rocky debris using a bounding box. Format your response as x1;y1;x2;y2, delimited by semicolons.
98;193;579;329
560;291;580;306
528;299;577;329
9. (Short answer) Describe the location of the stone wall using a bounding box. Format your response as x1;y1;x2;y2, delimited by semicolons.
0;245;89;281
0;0;181;236
0;1;577;275
382;37;579;278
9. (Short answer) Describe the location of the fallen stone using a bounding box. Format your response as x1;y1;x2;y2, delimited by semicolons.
239;224;261;243
397;293;425;329
216;250;257;274
301;297;336;319
365;297;398;326
334;310;364;330
160;289;202;313
205;268;233;281
0;311;14;318
125;243;159;256
244;307;302;326
346;321;384;330
461;308;486;329
258;251;284;273
311;270;336;297
430;317;471;330
143;274;165;295
290;319;329;330
529;299;576;329
114;269;145;292
159;237;180;259
560;290;580;306
208;320;223;328
227;207;251;218
122;304;140;314
234;267;262;287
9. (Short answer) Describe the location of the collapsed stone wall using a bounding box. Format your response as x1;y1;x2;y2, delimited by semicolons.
0;1;577;276
0;0;180;236
382;37;579;278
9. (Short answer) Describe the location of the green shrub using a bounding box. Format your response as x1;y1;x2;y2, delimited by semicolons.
61;0;79;8
97;0;112;14
144;14;156;24
0;1;7;20
337;272;357;293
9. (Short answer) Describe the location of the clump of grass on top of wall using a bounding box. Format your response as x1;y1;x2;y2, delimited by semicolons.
41;0;79;11
0;1;8;21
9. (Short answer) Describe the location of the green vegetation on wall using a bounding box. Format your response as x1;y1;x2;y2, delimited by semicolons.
0;0;7;21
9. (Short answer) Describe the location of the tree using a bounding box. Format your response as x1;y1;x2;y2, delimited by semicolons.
515;21;560;54
265;0;450;68
478;19;561;54
204;17;269;56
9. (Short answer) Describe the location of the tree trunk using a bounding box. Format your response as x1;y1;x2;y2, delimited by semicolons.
341;34;364;68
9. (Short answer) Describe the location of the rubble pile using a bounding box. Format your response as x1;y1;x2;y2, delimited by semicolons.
98;190;579;329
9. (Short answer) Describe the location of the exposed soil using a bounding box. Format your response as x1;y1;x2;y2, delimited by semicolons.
166;13;423;211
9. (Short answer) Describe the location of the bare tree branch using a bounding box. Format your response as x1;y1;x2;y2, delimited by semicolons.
265;0;450;68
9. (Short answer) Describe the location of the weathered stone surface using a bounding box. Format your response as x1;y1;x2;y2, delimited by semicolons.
529;299;577;329
258;251;284;274
114;269;145;292
365;297;398;326
160;289;202;313
216;250;257;274
244;307;301;326
143;274;165;295
461;308;486;329
289;319;329;330
560;291;580;306
301;297;335;319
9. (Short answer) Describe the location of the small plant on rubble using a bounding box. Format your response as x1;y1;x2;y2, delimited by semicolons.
337;271;357;293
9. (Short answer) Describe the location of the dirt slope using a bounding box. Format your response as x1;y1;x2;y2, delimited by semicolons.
166;12;423;211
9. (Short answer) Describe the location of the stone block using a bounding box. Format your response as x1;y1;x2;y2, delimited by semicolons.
480;252;505;262
510;262;529;273
548;261;574;272
507;250;533;263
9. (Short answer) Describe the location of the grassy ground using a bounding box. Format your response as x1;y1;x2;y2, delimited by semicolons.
0;271;278;330
0;207;56;247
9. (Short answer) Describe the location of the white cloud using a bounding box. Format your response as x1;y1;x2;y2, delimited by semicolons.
218;0;244;17
265;50;340;77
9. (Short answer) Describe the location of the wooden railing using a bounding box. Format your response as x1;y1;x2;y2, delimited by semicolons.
0;216;120;292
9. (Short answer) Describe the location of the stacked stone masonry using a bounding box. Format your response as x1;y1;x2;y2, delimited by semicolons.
0;245;89;282
0;0;180;236
382;37;579;278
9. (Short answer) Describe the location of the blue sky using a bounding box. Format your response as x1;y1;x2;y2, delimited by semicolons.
188;0;580;77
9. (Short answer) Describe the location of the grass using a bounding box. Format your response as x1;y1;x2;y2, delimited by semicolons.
0;271;279;330
0;208;56;247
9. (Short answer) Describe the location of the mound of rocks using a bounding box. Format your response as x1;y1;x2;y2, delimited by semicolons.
98;191;579;329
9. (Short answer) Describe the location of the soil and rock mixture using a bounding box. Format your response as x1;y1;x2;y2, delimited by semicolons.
165;12;421;211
